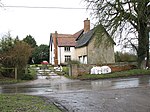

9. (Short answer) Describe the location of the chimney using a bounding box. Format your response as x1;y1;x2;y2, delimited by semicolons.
54;31;58;65
84;18;90;33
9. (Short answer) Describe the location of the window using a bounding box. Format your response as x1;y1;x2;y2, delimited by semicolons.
79;55;87;64
79;56;82;63
83;55;87;64
65;55;71;62
64;47;70;52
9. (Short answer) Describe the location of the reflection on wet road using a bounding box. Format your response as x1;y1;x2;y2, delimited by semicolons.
0;73;150;95
1;73;150;112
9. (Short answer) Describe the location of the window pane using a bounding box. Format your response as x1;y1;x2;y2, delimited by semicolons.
64;47;70;51
65;55;71;62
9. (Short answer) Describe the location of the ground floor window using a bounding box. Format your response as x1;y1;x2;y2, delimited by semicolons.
83;55;87;64
65;55;71;62
79;56;82;63
79;55;87;64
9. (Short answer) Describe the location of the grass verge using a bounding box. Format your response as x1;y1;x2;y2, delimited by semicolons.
68;69;150;80
0;94;61;112
0;78;25;85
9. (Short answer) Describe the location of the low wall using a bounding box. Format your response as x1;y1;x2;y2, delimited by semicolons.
69;62;137;76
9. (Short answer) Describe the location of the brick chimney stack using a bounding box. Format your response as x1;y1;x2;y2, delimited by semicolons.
84;18;90;33
54;31;58;65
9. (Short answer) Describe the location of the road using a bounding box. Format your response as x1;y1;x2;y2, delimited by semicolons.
0;73;150;112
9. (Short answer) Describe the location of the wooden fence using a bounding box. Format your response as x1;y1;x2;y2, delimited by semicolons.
0;67;17;79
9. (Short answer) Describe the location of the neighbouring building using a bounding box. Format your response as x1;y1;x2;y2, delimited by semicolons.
49;18;115;66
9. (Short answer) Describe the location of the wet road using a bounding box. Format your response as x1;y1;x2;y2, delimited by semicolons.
0;73;150;112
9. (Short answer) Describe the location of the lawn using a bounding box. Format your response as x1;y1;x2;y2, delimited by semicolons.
0;94;62;112
0;78;24;85
71;69;150;80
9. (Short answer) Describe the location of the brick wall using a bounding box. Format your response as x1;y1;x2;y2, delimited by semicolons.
69;62;137;76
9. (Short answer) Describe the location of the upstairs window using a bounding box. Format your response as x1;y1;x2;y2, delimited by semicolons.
64;47;70;52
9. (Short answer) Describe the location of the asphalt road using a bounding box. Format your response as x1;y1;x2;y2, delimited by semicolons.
45;86;150;112
0;73;150;112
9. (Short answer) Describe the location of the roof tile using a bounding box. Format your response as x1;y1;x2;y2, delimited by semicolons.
57;37;76;46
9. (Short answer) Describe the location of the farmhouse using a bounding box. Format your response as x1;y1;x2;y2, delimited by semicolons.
49;19;115;65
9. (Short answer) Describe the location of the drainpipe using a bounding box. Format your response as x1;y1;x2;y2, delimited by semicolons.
59;47;61;65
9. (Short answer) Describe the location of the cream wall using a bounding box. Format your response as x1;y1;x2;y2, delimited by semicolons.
75;46;88;64
58;46;76;64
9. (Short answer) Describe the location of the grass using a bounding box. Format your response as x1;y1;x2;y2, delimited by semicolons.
0;94;62;112
71;69;150;80
0;78;25;85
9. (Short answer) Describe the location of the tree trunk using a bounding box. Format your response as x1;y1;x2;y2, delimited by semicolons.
137;0;149;69
137;22;149;69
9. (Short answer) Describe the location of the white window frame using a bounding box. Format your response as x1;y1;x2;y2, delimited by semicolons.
64;47;70;52
65;55;71;62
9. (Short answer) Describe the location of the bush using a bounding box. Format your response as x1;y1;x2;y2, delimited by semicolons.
62;66;69;75
21;73;34;80
115;52;137;62
21;68;36;80
67;60;80;65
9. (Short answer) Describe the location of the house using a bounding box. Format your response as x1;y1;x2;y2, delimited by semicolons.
49;30;82;65
49;18;115;66
75;19;115;64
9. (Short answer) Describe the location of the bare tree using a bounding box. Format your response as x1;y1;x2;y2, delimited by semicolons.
85;0;150;68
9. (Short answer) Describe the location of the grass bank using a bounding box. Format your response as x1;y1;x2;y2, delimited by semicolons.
0;78;25;85
0;94;61;112
67;69;150;80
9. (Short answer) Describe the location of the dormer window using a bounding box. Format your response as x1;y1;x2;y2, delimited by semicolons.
64;47;70;52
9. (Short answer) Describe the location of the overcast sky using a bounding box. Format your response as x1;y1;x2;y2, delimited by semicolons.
0;0;94;45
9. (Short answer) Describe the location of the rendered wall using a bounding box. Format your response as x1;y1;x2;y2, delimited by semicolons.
87;35;115;64
58;46;76;64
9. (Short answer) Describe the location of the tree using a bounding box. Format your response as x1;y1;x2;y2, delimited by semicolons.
32;44;49;64
85;0;150;68
23;35;37;48
0;34;32;78
23;35;37;64
0;32;15;67
0;32;14;52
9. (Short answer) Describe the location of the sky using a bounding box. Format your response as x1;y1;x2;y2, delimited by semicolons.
0;0;93;45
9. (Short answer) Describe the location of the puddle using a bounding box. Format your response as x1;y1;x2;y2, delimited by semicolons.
0;74;150;95
91;77;150;90
112;78;139;89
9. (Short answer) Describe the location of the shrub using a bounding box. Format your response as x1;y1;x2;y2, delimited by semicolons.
62;66;69;75
115;52;137;62
21;68;36;80
21;73;34;80
67;60;80;65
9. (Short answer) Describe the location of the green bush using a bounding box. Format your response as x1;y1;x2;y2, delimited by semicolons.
67;60;80;65
21;73;34;80
21;68;36;80
62;66;69;75
115;52;137;62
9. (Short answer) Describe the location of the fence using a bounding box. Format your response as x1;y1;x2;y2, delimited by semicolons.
0;67;17;79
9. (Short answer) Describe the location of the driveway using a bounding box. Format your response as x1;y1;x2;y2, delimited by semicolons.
0;73;150;112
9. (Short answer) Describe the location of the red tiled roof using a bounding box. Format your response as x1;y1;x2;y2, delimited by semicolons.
73;29;83;40
52;33;76;47
51;30;83;47
52;33;73;38
57;37;76;46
